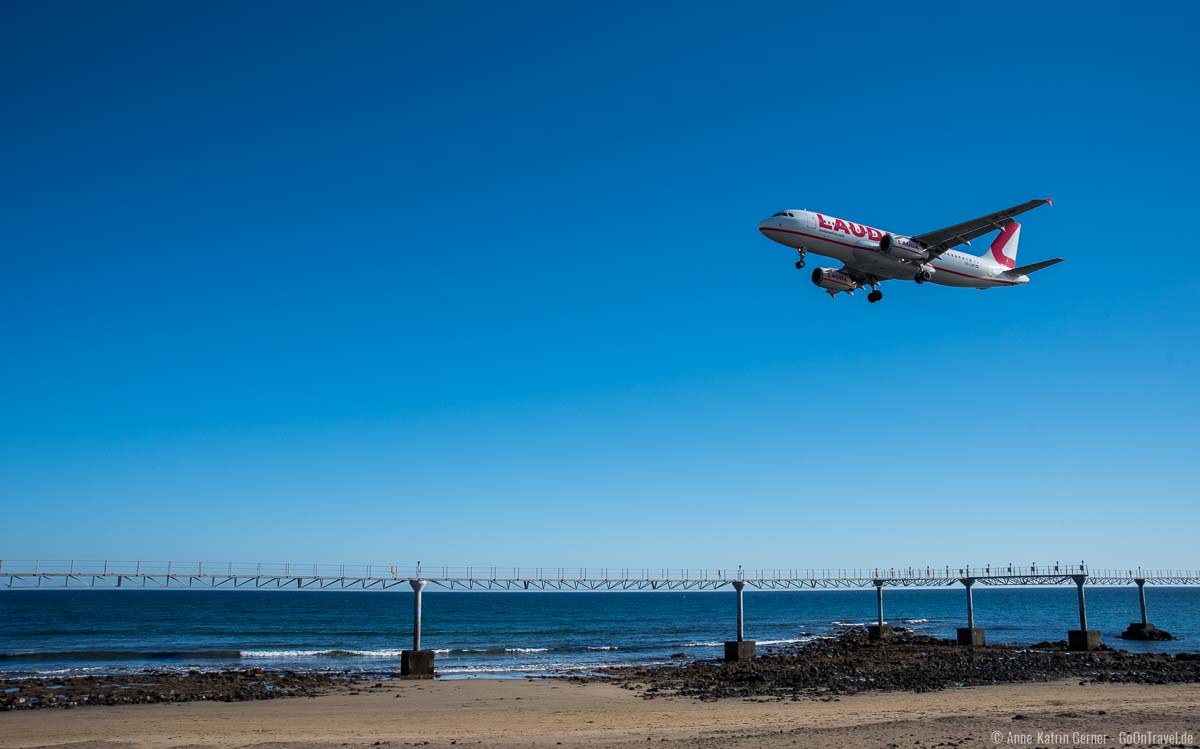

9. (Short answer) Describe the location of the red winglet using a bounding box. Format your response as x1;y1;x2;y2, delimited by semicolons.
1045;197;1054;207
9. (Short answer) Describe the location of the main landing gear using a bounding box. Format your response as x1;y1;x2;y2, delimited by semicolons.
867;286;883;304
794;247;807;269
913;268;932;284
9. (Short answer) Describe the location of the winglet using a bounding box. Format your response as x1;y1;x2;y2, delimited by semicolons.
1045;197;1054;207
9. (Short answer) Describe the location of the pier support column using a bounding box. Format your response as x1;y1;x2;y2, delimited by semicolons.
724;580;755;662
1067;574;1101;651
401;579;435;677
956;577;986;646
868;580;893;641
1120;578;1169;640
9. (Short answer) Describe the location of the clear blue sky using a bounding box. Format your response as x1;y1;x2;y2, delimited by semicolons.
2;2;1197;570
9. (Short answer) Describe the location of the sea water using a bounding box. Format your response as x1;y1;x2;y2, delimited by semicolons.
1;587;1196;678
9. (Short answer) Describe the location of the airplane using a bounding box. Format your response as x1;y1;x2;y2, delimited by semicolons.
757;198;1063;303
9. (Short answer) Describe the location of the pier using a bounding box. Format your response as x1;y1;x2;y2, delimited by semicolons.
3;560;1198;676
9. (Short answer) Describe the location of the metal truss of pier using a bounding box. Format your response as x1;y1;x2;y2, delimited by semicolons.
2;560;1199;592
4;559;1198;672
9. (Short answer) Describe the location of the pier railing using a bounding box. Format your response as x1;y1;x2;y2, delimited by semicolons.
4;558;1197;663
2;559;1198;590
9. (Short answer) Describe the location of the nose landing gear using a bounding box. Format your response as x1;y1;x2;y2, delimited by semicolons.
794;247;807;270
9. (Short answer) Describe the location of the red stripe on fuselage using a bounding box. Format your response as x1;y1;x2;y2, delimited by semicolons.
926;264;1021;286
762;226;867;253
760;227;1020;286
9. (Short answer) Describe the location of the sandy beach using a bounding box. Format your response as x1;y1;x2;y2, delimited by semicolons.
2;678;1198;749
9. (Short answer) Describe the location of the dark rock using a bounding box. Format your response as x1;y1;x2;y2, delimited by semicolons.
0;669;362;711
1029;641;1070;650
600;629;1200;701
1120;623;1175;641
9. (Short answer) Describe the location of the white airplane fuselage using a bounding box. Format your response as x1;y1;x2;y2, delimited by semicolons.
758;210;1029;289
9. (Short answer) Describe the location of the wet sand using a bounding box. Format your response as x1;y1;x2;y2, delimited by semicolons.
2;678;1198;749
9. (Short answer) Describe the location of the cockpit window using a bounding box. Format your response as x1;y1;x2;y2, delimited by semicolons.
773;211;796;218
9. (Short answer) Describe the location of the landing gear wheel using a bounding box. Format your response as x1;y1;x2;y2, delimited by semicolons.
914;269;932;284
867;290;883;304
795;247;807;270
795;259;805;269
914;273;924;284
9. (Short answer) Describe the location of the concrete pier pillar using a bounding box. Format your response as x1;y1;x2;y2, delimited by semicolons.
735;580;745;641
1137;578;1148;625
868;580;892;640
957;577;986;646
401;579;435;677
412;578;425;650
724;580;755;661
1067;574;1101;651
1120;578;1169;640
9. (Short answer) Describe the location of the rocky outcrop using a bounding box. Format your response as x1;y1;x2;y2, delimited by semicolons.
1120;623;1176;641
0;669;366;711
605;629;1199;701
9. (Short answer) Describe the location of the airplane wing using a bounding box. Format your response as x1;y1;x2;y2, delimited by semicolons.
837;264;875;286
913;198;1053;260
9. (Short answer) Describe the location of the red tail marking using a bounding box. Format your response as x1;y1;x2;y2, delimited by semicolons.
990;223;1019;269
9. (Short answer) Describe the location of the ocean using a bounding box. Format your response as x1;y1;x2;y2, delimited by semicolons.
1;587;1196;678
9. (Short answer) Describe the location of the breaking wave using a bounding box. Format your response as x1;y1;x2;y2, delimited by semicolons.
241;649;404;659
239;645;613;659
756;638;814;645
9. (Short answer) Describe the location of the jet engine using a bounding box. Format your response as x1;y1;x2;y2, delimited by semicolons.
811;268;859;293
878;233;929;261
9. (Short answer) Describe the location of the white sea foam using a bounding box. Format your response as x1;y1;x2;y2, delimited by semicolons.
503;647;549;653
756;638;812;646
437;659;657;676
240;649;406;658
437;663;563;675
900;618;930;624
585;646;619;651
31;666;108;676
681;641;723;648
831;621;867;627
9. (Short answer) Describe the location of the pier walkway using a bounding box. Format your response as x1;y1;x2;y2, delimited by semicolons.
3;560;1197;591
4;560;1198;674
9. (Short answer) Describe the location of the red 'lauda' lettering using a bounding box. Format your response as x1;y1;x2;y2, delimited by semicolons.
818;214;885;242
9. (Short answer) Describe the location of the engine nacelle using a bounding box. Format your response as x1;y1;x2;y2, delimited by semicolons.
811;267;859;293
878;233;929;261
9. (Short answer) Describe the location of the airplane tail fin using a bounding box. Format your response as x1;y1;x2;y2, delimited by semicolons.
980;222;1020;269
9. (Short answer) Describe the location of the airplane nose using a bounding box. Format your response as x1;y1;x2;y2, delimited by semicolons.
758;218;772;236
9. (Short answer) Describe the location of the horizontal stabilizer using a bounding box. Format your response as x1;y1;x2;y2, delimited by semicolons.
1006;258;1064;276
